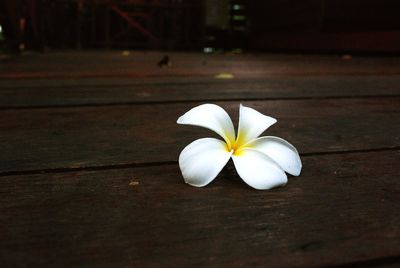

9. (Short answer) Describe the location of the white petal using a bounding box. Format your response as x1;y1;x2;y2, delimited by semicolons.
179;138;232;187
177;104;235;147
245;136;302;176
232;149;287;190
236;104;277;145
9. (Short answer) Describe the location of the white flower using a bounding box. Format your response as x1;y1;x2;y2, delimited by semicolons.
177;104;302;190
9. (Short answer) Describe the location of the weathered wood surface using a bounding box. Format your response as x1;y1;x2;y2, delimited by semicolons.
0;76;400;108
1;52;400;267
1;98;399;174
1;51;400;80
1;151;399;267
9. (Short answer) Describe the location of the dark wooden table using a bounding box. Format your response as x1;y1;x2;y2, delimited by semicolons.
1;51;399;267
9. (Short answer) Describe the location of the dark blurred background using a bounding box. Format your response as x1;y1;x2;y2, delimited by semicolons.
1;0;400;53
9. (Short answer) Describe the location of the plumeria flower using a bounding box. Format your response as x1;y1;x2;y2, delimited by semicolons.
177;104;302;190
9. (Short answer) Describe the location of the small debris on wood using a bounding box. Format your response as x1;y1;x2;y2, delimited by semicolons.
158;55;171;67
341;54;352;60
215;73;234;79
129;180;140;186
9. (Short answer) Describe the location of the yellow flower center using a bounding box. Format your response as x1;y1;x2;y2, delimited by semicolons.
226;139;245;156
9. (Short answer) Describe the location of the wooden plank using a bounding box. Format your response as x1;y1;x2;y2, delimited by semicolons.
1;52;400;80
0;76;399;108
0;98;399;173
0;151;399;267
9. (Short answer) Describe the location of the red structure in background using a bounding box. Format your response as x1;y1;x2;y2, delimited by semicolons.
109;1;159;43
0;0;204;51
1;0;400;53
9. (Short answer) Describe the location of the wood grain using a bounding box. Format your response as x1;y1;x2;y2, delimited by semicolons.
0;76;399;108
1;150;399;267
0;98;399;174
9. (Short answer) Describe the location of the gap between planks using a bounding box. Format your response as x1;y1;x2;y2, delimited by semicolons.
325;254;400;268
0;95;400;111
1;146;399;178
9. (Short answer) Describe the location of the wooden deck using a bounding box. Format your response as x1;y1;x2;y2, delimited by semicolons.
1;51;399;267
